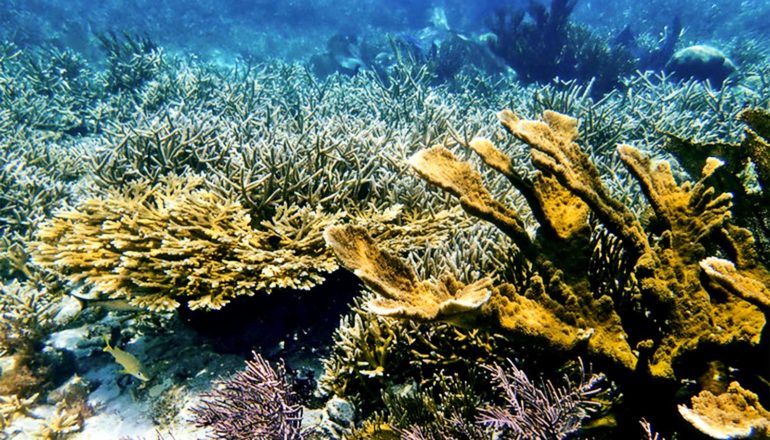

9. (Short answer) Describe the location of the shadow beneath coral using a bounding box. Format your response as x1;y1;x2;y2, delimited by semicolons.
177;269;361;372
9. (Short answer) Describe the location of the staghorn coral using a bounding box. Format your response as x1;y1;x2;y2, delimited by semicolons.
191;352;302;440
96;32;164;93
0;237;33;280
349;358;604;440
30;175;341;311
0;280;60;402
90;109;225;187
387;374;490;440
0;280;57;356
0;140;78;240
0;43;99;135
320;306;402;398
320;296;522;419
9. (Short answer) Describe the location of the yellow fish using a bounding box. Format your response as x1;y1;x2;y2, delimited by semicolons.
103;336;150;382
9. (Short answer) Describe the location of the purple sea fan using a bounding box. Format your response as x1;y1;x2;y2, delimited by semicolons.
192;351;303;440
478;359;605;440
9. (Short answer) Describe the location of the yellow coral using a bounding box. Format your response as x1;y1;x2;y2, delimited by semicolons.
33;405;83;440
0;393;37;430
330;109;767;380
323;225;492;324
30;175;341;311
678;381;770;439
31;175;463;312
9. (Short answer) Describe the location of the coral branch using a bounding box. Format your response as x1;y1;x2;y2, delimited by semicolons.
499;110;648;259
323;225;492;324
700;257;770;311
678;381;770;439
468;137;590;240
408;145;535;258
618;145;732;244
738;108;770;195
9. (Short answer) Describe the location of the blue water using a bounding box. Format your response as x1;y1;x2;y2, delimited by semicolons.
3;0;767;65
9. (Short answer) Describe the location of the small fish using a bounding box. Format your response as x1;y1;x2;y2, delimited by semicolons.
103;336;150;382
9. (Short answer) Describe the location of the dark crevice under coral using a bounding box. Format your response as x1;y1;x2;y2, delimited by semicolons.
179;270;360;388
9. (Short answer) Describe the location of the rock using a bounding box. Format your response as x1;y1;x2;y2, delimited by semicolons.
53;296;83;327
0;354;21;376
667;45;736;85
301;407;325;431
325;396;355;425
48;325;89;352
46;375;91;405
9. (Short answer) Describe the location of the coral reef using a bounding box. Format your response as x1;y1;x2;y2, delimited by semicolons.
191;352;302;440
30;175;341;311
1;28;769;439
326;108;769;434
478;359;605;439
486;0;636;95
678;381;770;439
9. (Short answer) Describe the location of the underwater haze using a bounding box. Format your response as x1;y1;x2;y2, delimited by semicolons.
1;0;770;439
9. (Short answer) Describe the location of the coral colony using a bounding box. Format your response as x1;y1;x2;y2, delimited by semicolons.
0;0;769;438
